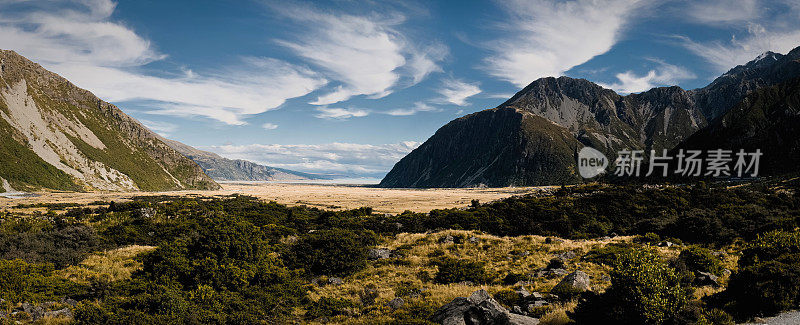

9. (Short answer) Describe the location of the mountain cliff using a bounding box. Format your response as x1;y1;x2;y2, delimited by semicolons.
0;50;219;192
380;46;800;188
164;139;326;182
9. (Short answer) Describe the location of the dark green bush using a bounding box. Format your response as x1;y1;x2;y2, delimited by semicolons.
572;249;688;324
0;223;104;268
306;297;357;319
432;257;487;284
287;228;378;276
677;246;724;276
720;230;800;319
0;259;84;303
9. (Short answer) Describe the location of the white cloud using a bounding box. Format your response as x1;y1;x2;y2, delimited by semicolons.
484;0;649;87
262;123;279;130
599;59;696;94
203;141;421;176
437;78;481;106
385;102;439;116
678;24;800;72
677;1;800;72
273;5;446;105
138;119;177;137
684;0;762;25
314;107;370;120
0;0;327;125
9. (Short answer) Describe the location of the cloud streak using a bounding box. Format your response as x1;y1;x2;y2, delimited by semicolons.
600;59;696;94
437;78;481;106
203;141;421;177
273;4;447;105
484;0;649;87
314;107;370;120
0;0;327;125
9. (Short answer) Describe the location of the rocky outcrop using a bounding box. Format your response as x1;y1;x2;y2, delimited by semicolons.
432;289;539;325
0;49;218;191
551;271;592;295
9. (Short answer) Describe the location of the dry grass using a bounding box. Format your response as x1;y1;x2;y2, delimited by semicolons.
0;183;552;214
57;245;156;284
307;230;634;323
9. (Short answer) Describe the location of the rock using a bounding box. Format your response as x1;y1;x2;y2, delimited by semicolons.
515;287;531;298
530;292;543;299
137;207;156;219
610;232;619;237
600;236;611;241
722;269;732;277
694;271;720;287
368;248;393;260
43;308;72;319
468;236;479;243
512;305;524;314
328;277;344;286
388;297;405;310
440;235;454;244
431;290;539;325
555;251;577;260
551;271;592;295
658;241;674;248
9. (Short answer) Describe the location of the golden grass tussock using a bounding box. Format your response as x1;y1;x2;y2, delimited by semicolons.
57;245;156;284
307;230;634;323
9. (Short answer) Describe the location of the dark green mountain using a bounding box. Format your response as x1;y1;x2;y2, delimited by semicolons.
0;50;219;192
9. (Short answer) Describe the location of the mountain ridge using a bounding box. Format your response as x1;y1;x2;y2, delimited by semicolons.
380;46;800;188
0;50;219;192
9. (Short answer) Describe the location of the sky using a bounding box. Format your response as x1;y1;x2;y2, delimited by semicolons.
1;0;799;178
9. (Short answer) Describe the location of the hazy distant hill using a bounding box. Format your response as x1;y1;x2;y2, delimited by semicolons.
380;46;800;188
164;139;327;182
0;50;219;192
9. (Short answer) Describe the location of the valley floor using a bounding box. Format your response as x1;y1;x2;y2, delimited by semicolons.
0;182;551;214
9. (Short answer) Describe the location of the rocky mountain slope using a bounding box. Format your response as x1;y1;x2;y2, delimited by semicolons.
164;139;326;182
0;50;219;192
380;46;800;188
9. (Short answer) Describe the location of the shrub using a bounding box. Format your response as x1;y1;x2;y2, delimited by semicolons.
676;246;723;276
0;259;84;303
432;257;487;284
0;224;104;268
306;297;357;319
287;228;378;276
571;249;688;324
720;230;800;319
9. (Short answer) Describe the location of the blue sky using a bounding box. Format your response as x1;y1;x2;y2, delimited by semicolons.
1;0;799;178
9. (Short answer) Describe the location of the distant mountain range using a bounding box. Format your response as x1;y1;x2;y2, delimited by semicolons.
0;50;219;192
380;46;800;188
163;139;328;182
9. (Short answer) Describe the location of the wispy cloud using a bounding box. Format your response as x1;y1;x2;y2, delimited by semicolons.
677;25;800;73
677;1;800;72
437;78;481;106
385;102;439;116
262;123;279;130
0;0;327;125
203;141;421;177
684;0;762;25
138;119;178;137
484;0;650;87
599;59;696;94
314;107;370;120
272;4;447;105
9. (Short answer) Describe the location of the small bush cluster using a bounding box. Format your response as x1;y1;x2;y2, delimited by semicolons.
432;257;487;284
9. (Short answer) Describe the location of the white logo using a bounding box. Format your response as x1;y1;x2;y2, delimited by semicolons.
578;147;608;178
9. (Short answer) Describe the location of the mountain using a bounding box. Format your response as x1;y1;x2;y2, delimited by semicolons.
0;50;219;192
380;46;800;188
164;139;327;181
676;77;800;177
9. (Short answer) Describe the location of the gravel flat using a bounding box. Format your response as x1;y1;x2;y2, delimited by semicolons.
741;311;800;324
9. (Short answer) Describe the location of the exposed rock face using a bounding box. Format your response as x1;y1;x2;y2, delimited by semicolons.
163;139;324;182
551;271;592;295
380;46;800;188
0;50;218;191
432;289;539;325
